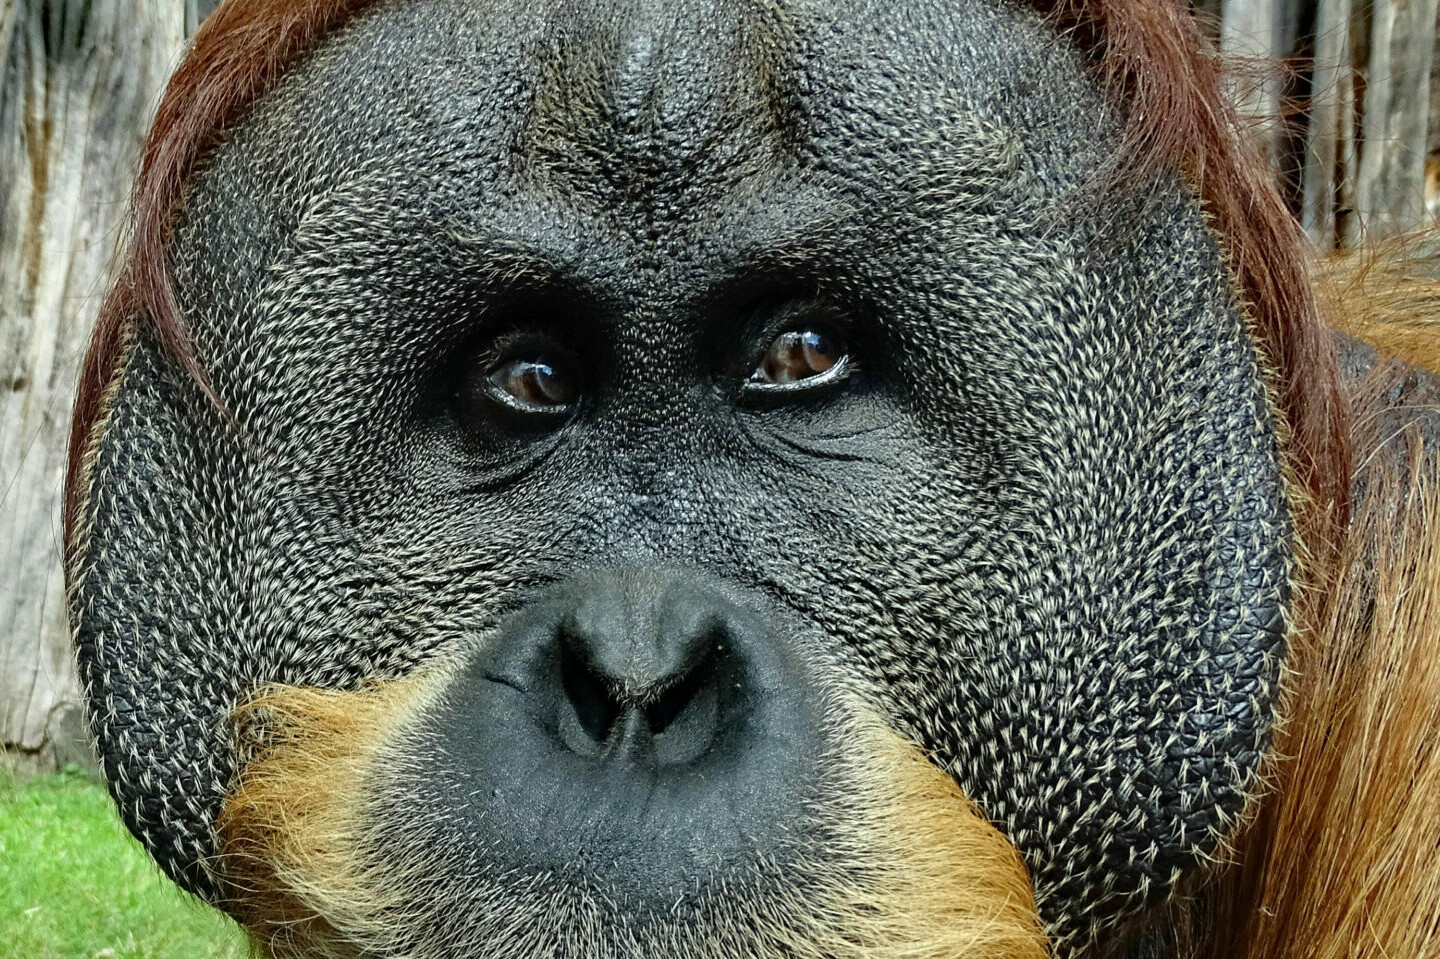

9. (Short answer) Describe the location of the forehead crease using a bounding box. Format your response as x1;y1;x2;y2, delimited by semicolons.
513;0;805;207
237;0;1098;219
187;0;1107;309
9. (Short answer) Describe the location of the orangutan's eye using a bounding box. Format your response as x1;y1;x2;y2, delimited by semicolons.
748;329;847;389
485;355;578;413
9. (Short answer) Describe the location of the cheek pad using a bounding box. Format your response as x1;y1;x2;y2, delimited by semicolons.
889;221;1289;952
74;339;426;900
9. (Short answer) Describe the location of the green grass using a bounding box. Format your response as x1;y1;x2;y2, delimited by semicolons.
0;766;250;959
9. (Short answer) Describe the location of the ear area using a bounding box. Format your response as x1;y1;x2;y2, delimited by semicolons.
65;0;378;575
1035;0;1352;551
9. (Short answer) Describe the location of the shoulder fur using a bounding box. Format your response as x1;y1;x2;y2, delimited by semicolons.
1176;277;1440;957
1234;449;1440;957
1317;247;1440;375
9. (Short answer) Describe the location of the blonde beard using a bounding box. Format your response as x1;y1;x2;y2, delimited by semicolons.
217;669;1048;959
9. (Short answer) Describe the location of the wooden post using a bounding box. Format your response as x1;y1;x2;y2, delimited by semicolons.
1304;0;1356;247
0;0;203;774
1221;0;1288;171
1353;0;1440;238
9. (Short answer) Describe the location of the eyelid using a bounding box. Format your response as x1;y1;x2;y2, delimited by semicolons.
733;297;849;357
482;328;564;365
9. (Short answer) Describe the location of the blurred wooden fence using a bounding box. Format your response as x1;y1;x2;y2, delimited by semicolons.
1;0;1437;774
1195;0;1440;245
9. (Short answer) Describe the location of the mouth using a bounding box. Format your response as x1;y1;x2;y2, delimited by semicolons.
216;664;1047;959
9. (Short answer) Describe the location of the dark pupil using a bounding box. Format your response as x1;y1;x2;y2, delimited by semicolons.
757;330;838;384
489;358;574;408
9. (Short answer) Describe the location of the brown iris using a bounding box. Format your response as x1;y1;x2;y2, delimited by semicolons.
750;329;843;386
486;356;577;411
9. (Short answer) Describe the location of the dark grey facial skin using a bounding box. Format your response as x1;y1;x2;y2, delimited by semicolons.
71;0;1289;954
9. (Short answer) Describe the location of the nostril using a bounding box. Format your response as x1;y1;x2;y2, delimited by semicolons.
559;639;623;751
645;646;723;766
550;597;736;764
645;655;710;735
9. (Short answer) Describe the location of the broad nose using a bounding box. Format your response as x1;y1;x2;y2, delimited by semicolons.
545;571;747;766
397;567;832;898
444;563;824;831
